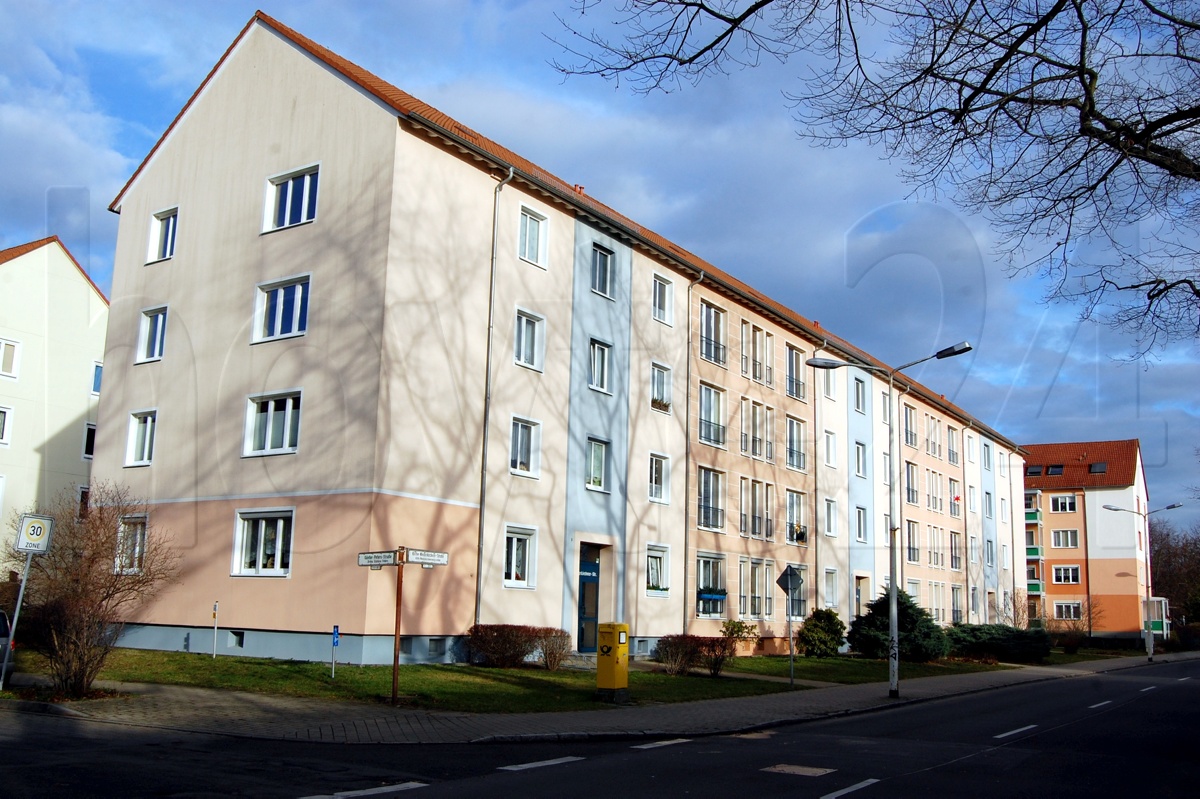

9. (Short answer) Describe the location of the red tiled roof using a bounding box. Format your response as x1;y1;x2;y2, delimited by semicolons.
0;235;109;304
109;10;1014;449
1021;439;1140;490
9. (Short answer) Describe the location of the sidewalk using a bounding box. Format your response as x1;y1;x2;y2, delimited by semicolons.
4;651;1197;744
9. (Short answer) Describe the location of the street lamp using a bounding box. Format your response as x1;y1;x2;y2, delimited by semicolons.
1102;502;1183;661
809;341;972;698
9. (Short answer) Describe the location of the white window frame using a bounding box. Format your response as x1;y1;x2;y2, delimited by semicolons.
588;339;611;392
650;362;672;413
92;362;103;395
824;430;837;467
518;206;547;266
983;441;993;470
116;515;147;575
147;207;178;262
984;490;994;519
1052;528;1079;548
649;453;670;504
698;383;725;447
824;568;838;609
233;509;294;577
697;467;724;530
823;368;837;400
986;538;996;567
586;438;608;491
0;338;19;379
1053;565;1081;584
591;243;613;298
265;164;319;231
0;405;10;446
784;563;808;619
510;416;540;477
785;346;806;400
824;498;838;537
254;274;310;342
1054;601;1083;620
786;490;807;544
137;306;168;363
854;441;867;477
244;391;302;457
652;274;673;325
125;409;157;466
1050;494;1077;513
82;422;96;460
853;377;866;413
786;416;807;471
513;308;545;371
699;301;726;365
646;544;670;594
696;553;726;617
855;506;868;543
504;525;536;588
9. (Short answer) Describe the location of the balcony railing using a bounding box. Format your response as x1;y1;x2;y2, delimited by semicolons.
786;375;806;400
698;504;725;529
700;336;726;365
699;419;726;446
1027;580;1043;594
787;447;806;470
751;436;763;457
952;609;964;624
1026;545;1043;557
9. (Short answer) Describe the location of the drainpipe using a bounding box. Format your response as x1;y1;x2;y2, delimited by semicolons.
474;167;515;626
682;271;704;634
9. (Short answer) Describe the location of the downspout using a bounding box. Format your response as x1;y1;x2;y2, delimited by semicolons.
1081;490;1093;638
474;167;515;626
682;271;704;634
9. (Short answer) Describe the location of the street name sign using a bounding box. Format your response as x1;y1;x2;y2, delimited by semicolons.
357;550;399;567
404;548;449;566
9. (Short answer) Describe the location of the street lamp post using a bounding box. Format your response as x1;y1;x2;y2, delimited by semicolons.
1101;502;1182;661
809;341;971;698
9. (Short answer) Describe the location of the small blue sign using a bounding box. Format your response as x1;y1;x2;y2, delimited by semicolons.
332;625;340;647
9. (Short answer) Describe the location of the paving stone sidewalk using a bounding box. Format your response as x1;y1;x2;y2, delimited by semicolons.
4;651;1197;744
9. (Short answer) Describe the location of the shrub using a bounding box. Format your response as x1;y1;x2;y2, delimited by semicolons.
698;636;738;676
655;634;703;675
797;609;846;658
466;624;539;667
945;624;1051;663
1168;623;1200;651
533;627;571;671
721;619;761;652
847;591;949;662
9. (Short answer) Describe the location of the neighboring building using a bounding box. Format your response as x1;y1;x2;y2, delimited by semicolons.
1022;439;1159;641
94;11;1022;663
0;236;108;567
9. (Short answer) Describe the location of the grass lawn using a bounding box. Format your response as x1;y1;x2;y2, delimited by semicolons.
6;649;794;712
1042;648;1132;666
723;654;1013;684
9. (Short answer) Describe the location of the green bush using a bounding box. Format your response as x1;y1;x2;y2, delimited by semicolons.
655;634;703;675
698;636;738;676
797;608;846;658
466;624;540;667
847;591;949;662
945;623;1051;663
533;627;572;671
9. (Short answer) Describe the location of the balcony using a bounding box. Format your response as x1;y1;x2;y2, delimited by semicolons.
1025;509;1042;523
786;375;806;400
700;336;726;365
699;419;726;446
1026;545;1043;558
697;504;725;529
787;447;806;470
1027;580;1043;594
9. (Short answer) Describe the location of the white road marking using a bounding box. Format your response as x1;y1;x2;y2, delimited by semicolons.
498;756;585;771
1088;701;1112;709
763;764;836;776
300;784;426;799
994;724;1037;739
821;778;880;798
1140;686;1156;692
1179;677;1191;682
632;738;691;749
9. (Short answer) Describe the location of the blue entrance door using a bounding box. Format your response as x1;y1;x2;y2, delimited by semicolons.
578;545;601;653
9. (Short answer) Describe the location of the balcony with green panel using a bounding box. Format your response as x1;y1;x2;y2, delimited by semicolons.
1027;580;1043;594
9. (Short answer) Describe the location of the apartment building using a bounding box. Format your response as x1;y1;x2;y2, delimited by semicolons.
1022;439;1159;640
93;12;1021;663
0;237;108;556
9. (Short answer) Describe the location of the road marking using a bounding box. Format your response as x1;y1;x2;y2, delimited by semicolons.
1088;701;1112;709
1179;677;1191;682
632;738;690;749
763;764;836;776
300;784;427;798
1140;686;1156;692
994;724;1037;739
821;778;880;798
498;756;584;771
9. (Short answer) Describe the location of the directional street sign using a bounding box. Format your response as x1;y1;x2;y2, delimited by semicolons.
404;548;449;566
357;550;399;567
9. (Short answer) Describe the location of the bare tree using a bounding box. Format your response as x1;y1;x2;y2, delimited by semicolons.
1150;516;1200;624
7;482;179;698
1046;596;1105;652
555;1;1200;350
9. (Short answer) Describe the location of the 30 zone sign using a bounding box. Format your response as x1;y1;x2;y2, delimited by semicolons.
15;514;55;554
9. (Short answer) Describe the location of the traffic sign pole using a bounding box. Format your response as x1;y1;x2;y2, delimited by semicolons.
392;550;405;706
0;551;34;692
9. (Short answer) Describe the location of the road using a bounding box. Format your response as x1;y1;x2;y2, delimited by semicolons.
1;659;1195;797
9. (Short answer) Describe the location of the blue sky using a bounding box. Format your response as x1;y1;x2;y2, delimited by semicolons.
2;0;1196;525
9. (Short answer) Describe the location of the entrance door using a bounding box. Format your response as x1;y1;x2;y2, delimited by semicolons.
855;576;870;617
578;544;601;653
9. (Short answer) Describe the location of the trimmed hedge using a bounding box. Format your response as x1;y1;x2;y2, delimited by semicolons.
655;634;703;675
467;624;572;669
945;623;1051;663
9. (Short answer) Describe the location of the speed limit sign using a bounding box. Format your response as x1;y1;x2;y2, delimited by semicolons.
15;514;55;554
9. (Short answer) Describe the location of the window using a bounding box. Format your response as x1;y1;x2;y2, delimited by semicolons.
1046;464;1064;476
855;506;868;543
983;441;993;470
740;558;773;618
786;490;808;544
949;478;961;517
823;368;837;399
697;554;726;616
986;539;996;567
126;410;157;466
588;340;611;392
590;244;613;297
652;275;672;324
741;400;773;459
1026;465;1043;476
906;521;920;563
514;310;544;370
927;525;943;566
0;338;18;378
510;417;540;476
739;479;773;539
905;462;919;504
1054;601;1083;620
1002;544;1010;569
927;471;944;512
881;392;890;423
998;452;1007;476
116;516;147;574
1088;462;1107;474
518;207;546;265
1052;529;1079;548
148;208;177;261
256;276;309;341
83;422;96;459
586;438;608;490
235;511;293;576
699;301;726;364
824;569;838;608
950;531;962;570
650;363;672;412
1000;496;1008;522
966;434;976;462
268;166;319;230
785;346;806;399
137;307;167;362
504;526;534;587
647;545;669;593
697;467;724;529
786;417;807;470
824;430;837;467
0;406;9;445
924;415;942;458
1053;565;1081;584
1050;494;1077;513
968;485;978;513
854;441;867;477
649;454;670;503
903;405;918;446
785;564;808;618
824;498;838;536
92;363;103;394
698;384;725;446
970;535;979;564
947;426;959;465
742;324;773;385
853;377;866;412
984;491;994;518
245;392;301;456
